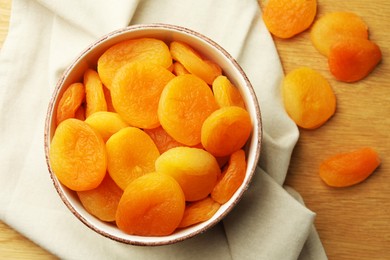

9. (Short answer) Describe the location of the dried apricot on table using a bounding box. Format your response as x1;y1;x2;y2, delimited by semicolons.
263;0;317;39
282;67;336;129
201;106;252;157
155;147;220;201
84;69;107;118
56;82;85;126
328;38;382;83
212;75;245;108
178;197;221;228
49;118;107;191
116;173;185;236
170;41;221;84
97;38;172;89
319;147;381;187
310;12;368;57
77;173;123;222
85;111;128;142
106;127;160;190
211;149;247;204
158;74;218;146
110;62;175;129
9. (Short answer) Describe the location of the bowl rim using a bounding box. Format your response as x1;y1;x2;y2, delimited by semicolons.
44;23;263;246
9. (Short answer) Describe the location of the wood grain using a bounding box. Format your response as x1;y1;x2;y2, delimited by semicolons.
1;0;389;259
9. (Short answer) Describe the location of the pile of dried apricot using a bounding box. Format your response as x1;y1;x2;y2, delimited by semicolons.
262;1;382;186
49;37;252;236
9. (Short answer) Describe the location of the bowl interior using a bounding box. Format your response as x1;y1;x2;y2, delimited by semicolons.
45;24;262;245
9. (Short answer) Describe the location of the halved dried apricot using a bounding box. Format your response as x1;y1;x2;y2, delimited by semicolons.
77;173;123;222
170;41;221;84
201;106;252;157
178;197;221;228
85;111;128;142
319;147;381;187
282;67;336;129
111;62;175;129
172;61;189;76
310;12;368;57
212;75;245;108
97;38;172;89
158;74;218;146
84;69;107;118
56;82;85;125
328;38;382;83
116;173;185;236
155;147;220;201
263;0;317;39
49;118;107;191
144;126;183;154
106;127;160;190
211;149;247;204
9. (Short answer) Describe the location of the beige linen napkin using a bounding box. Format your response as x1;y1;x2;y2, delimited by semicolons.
0;0;327;259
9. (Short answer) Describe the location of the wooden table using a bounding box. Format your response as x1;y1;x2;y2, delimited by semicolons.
1;1;389;259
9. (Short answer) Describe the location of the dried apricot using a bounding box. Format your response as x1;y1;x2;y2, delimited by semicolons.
201;106;252;157
178;197;221;228
263;0;317;39
116;173;185;236
97;38;172;89
106;127;160;190
144;126;183;154
85;111;128;142
155;147;220;201
74;104;86;121
282;67;336;129
211;149;247;204
111;62;175;129
172;61;189;76
212;75;245;108
319;147;381;187
158;74;218;146
170;41;221;84
49;118;107;191
310;12;368;57
77;173;123;222
328;38;382;83
56;82;85;125
102;85;115;112
84;69;107;118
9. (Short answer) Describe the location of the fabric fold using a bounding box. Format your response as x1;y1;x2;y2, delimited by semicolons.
0;0;325;259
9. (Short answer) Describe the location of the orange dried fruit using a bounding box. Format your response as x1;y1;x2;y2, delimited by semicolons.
172;61;189;76
144;126;184;154
116;173;185;236
212;75;245;108
170;41;221;84
106;127;160;190
102;85;115;112
178;197;221;228
77;173;123;222
84;69;107;118
111;62;175;129
201;106;252;157
155;147;220;201
319;147;381;187
211;149;247;204
263;0;317;39
97;38;172;89
282;67;336;129
74;104;86;121
310;12;369;57
49;118;107;191
328;38;382;83
85;111;128;142
158;74;218;146
56;82;85;125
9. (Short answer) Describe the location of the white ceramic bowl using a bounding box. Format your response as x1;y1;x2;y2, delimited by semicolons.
44;23;262;246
